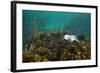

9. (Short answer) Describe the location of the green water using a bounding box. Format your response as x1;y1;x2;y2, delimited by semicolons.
23;10;91;38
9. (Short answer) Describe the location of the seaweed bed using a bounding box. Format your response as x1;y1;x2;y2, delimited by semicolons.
23;32;91;62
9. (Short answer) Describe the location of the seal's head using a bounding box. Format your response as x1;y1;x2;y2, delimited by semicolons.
64;35;69;40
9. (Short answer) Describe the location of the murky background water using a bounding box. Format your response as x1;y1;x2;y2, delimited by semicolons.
23;10;91;39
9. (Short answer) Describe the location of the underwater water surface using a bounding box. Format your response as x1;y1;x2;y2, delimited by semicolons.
22;10;91;62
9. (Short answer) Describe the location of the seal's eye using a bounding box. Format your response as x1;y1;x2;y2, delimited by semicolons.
66;36;69;39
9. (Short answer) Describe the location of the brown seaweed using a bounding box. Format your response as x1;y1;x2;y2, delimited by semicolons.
23;32;91;62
